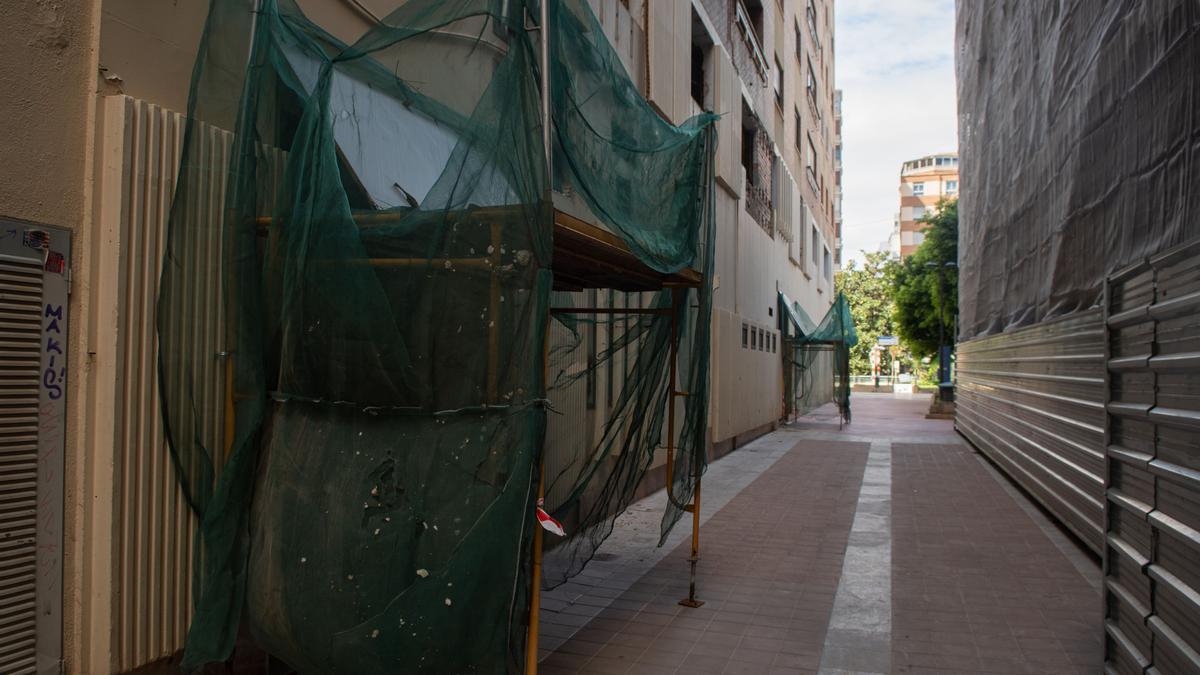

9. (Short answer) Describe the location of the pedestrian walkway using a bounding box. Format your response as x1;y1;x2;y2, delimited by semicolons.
536;393;1101;674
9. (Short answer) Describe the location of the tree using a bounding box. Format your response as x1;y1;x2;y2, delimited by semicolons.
893;199;958;359
835;251;900;375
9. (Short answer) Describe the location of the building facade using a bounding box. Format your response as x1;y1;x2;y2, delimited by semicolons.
897;152;958;257
833;89;844;269
0;0;837;671
673;0;839;449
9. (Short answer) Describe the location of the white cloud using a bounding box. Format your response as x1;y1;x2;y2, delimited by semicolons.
835;0;958;264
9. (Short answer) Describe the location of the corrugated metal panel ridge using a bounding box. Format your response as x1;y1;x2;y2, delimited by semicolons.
106;94;292;670
1103;237;1200;673
111;96;198;671
0;258;45;675
955;307;1107;553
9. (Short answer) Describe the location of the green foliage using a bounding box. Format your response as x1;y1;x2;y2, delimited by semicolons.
910;357;939;388
835;251;899;375
892;199;958;358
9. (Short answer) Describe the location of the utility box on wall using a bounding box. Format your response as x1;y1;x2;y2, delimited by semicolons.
0;217;70;674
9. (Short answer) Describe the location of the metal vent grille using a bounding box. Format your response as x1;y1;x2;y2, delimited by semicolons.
0;258;46;675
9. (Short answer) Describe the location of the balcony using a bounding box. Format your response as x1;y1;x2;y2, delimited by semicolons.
735;1;769;78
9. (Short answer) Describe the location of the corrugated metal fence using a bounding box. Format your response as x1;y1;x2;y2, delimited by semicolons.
96;95;283;671
956;308;1107;553
101;94;200;670
1103;238;1200;674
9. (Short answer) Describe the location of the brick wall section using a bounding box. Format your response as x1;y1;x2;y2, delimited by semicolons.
729;20;767;100
699;0;732;47
745;121;774;233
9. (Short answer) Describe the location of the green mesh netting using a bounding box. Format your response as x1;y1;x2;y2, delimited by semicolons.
781;292;857;422
156;0;715;672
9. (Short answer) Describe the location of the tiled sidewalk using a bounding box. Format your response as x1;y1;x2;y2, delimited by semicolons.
891;442;1101;674
536;394;1102;675
539;438;869;674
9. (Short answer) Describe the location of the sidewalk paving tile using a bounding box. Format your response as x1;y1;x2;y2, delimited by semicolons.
536;394;1102;674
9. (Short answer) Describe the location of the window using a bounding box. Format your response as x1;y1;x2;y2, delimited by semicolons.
773;54;784;107
794;20;803;63
912;205;927;220
806;133;817;185
806;0;820;48
811;225;820;267
690;10;714;109
912;182;925;196
914;231;927;245
741;102;757;183
735;0;767;74
751;325;758;350
806;57;819;109
823;246;832;283
742;322;749;348
946;179;958;195
794;108;803;155
744;0;764;40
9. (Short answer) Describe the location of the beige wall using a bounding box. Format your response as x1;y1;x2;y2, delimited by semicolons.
97;0;413;117
0;1;99;228
0;2;105;672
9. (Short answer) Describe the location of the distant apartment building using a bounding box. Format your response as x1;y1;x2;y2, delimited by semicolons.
897;152;958;257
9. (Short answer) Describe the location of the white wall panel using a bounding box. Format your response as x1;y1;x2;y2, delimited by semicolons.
646;1;677;121
714;49;741;196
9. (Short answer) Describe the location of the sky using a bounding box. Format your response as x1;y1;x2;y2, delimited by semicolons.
834;0;958;267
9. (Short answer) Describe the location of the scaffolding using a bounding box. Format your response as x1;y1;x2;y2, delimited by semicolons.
157;0;717;672
780;292;857;426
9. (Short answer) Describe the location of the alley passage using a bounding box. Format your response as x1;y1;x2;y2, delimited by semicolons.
536;394;1101;675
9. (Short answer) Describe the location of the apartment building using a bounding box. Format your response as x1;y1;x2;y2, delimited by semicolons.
834;89;844;269
0;0;837;671
670;0;839;446
897;151;958;257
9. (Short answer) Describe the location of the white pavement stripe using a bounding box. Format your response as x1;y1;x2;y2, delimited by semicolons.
818;440;892;675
